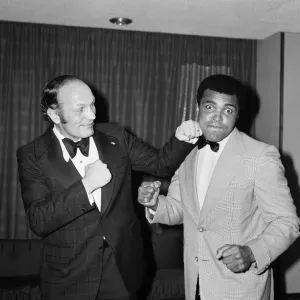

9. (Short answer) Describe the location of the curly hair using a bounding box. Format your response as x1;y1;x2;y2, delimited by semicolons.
196;74;245;112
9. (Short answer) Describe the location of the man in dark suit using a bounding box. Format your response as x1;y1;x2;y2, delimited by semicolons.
16;75;200;300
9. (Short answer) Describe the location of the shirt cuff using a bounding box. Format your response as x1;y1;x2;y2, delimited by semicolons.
147;207;156;220
249;261;258;271
87;193;95;206
189;137;198;144
148;207;156;215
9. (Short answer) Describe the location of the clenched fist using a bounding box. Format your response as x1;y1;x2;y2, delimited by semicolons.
138;181;161;209
216;244;256;273
82;160;112;193
175;120;202;142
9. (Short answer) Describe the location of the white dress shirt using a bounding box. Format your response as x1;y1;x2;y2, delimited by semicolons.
148;133;232;217
53;126;102;211
196;133;231;210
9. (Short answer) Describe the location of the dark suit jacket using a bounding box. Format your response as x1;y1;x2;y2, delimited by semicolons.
17;122;194;300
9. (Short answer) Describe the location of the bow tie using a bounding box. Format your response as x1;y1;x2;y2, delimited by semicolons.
197;136;219;152
62;137;90;158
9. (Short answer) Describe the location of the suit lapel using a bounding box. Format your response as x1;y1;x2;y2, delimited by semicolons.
38;127;82;188
37;127;119;216
92;130;118;215
184;147;201;220
199;129;245;224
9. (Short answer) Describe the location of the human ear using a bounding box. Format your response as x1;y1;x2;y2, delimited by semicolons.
196;106;200;120
47;108;61;124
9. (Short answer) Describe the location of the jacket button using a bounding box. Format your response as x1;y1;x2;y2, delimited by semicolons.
99;236;107;249
198;227;204;232
195;256;198;261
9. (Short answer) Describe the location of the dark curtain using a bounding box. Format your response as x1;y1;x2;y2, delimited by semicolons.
0;21;256;238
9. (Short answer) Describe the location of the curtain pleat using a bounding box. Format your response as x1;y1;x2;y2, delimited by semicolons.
0;286;41;300
0;21;256;238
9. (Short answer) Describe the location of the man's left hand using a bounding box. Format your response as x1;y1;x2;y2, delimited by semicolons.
175;120;202;142
216;244;255;273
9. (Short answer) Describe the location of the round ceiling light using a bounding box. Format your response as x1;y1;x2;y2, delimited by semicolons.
109;17;132;26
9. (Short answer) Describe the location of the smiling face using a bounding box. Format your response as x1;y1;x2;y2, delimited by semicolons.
197;89;239;142
47;80;96;141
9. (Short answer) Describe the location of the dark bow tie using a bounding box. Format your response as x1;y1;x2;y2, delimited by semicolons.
197;136;219;152
62;137;90;158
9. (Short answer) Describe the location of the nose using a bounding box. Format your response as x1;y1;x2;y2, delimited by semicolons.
213;110;223;122
85;106;96;120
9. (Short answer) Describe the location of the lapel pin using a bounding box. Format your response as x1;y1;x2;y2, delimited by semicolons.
111;141;116;145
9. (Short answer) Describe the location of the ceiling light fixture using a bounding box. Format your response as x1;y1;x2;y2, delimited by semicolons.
109;17;132;26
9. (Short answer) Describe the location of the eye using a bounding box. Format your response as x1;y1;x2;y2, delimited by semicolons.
205;104;213;110
77;107;84;112
225;108;233;114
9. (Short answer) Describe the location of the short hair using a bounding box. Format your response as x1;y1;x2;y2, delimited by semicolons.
196;74;245;112
40;75;81;124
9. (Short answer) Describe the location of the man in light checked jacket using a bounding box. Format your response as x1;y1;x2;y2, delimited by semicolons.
138;74;300;300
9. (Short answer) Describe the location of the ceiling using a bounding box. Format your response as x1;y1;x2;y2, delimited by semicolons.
1;0;300;40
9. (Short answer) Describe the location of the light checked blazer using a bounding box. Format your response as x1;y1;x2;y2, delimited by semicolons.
149;128;300;300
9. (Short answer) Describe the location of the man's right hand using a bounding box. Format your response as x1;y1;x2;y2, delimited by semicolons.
138;181;161;209
175;120;202;143
82;160;112;193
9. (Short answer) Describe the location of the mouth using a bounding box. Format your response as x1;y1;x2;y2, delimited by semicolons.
208;124;223;129
84;122;94;127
